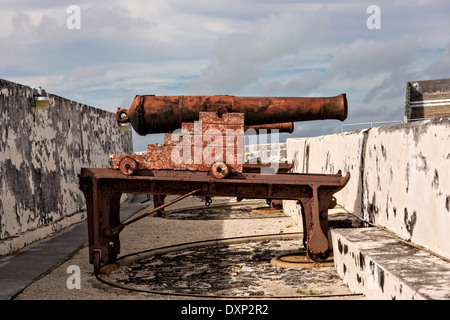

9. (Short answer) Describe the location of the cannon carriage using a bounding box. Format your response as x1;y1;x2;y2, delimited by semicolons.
80;94;350;273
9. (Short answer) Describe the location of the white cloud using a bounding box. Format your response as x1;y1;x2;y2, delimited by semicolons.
189;10;330;94
2;0;450;140
425;44;450;79
328;37;420;79
66;64;107;80
260;70;328;96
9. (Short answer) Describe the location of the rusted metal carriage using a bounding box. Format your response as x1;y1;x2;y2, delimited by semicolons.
80;94;350;273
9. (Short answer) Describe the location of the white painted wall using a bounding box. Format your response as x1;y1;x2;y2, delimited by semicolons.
0;79;133;255
283;116;450;260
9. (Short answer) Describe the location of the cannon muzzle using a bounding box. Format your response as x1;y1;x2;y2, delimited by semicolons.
117;94;347;136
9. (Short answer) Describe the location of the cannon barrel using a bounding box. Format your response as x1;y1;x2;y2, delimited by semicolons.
117;94;347;135
245;122;294;134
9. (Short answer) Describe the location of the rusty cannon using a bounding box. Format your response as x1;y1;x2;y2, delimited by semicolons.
116;94;347;135
79;94;350;273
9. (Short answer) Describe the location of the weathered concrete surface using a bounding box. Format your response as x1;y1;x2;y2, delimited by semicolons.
282;131;364;227
332;227;450;300
108;236;355;298
13;197;364;300
283;116;450;261
0;194;150;300
0;79;132;256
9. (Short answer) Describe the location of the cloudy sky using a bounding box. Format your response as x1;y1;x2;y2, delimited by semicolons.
1;0;449;151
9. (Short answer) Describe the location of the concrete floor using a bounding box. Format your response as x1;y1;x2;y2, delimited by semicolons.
5;195;364;301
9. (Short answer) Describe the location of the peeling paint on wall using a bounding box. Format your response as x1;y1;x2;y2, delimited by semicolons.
0;79;132;255
285;115;450;260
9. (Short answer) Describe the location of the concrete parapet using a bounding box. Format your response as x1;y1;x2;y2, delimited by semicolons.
0;79;132;256
283;116;450;261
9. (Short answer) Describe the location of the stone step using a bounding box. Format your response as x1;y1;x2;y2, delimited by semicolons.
331;227;450;300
